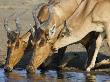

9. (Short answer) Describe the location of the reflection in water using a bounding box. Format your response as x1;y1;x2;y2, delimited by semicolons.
27;73;47;82
0;69;109;82
57;70;64;79
4;71;26;82
86;73;96;82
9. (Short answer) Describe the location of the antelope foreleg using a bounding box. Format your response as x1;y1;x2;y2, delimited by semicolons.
86;34;103;71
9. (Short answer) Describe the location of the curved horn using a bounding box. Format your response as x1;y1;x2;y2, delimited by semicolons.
15;17;21;35
4;18;11;32
32;3;46;29
32;9;40;29
39;4;53;30
30;24;35;38
4;13;16;32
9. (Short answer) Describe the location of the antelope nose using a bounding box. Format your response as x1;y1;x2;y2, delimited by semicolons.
4;66;13;72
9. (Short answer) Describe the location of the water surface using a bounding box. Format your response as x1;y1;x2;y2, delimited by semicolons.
0;69;110;82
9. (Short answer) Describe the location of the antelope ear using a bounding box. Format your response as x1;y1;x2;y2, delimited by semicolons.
30;24;35;38
60;21;70;37
22;36;30;43
48;24;56;39
15;17;21;35
21;32;31;43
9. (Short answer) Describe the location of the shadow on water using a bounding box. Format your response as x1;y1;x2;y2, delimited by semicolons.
0;69;110;82
59;52;110;70
12;51;110;71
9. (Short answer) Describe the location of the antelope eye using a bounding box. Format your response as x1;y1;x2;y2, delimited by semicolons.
22;41;28;47
7;40;10;44
15;41;19;48
39;38;45;47
7;40;12;47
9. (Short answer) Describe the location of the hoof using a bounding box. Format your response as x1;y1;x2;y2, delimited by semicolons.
58;64;67;70
86;64;95;72
58;66;64;70
26;65;36;74
86;67;91;72
4;67;12;73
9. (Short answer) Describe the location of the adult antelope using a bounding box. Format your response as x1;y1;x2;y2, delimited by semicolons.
53;0;110;71
26;0;102;73
28;0;110;73
4;16;35;72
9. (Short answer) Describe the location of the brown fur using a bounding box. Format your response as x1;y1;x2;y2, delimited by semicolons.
54;0;110;71
26;0;98;73
26;0;87;73
4;30;32;72
4;0;88;73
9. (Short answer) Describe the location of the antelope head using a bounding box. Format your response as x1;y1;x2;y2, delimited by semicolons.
26;3;58;74
4;17;34;72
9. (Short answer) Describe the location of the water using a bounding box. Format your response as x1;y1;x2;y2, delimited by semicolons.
0;69;110;82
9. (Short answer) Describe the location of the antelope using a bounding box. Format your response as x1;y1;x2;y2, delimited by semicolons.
24;0;94;73
4;16;35;72
26;0;102;73
53;0;110;71
28;0;110;73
